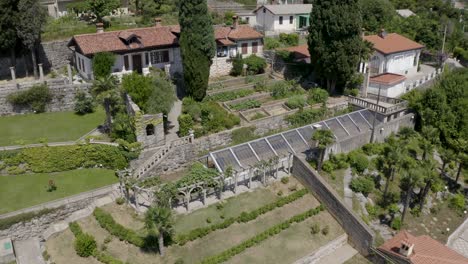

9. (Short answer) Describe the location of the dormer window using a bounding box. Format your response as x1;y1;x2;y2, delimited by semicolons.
118;31;141;46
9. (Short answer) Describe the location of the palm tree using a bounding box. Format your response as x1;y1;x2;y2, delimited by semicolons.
419;126;439;160
400;165;423;225
455;153;467;184
91;75;120;132
418;159;439;211
145;206;174;256
377;135;404;204
439;147;455;176
312;129;335;172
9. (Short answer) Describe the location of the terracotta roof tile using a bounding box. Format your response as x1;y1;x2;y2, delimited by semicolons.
364;33;424;55
369;73;406;85
283;44;310;59
378;230;468;264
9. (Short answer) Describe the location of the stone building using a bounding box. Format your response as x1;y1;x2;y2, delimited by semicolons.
67;17;264;80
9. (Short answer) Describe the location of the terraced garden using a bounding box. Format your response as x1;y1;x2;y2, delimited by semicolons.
46;178;345;264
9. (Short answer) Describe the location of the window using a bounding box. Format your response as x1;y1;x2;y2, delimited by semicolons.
81;58;85;72
77;57;81;71
241;43;248;54
150;50;170;64
217;46;228;57
124;55;129;70
246;17;250;23
145;52;149;65
279;16;283;25
252;42;258;54
146;124;155;136
290;16;293;24
413;53;418;66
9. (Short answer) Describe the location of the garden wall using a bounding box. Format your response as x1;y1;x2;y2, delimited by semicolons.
0;80;91;115
292;155;375;256
0;40;72;79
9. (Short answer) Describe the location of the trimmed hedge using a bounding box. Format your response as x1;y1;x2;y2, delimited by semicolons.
2;144;128;174
201;204;324;264
93;207;145;247
175;189;308;245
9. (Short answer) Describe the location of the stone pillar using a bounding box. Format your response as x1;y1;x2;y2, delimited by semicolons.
186;193;190;211
287;156;291;175
189;129;195;143
9;67;16;83
202;189;206;205
67;63;73;84
38;63;44;82
233;173;238;194
248;169;252;188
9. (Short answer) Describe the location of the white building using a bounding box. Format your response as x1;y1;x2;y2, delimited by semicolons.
67;18;264;79
253;4;312;35
360;31;424;98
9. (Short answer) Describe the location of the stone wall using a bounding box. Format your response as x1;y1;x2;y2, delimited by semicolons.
0;194;107;241
292;155;375;256
210;57;233;78
0;40;71;78
0;80;91;115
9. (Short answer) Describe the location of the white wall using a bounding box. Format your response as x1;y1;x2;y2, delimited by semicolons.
75;52;92;79
368;81;406;98
272;14;296;33
256;8;275;32
239;15;257;27
236;39;263;57
385;50;419;75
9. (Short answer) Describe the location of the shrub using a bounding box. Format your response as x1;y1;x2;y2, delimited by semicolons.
229;99;261;111
230;54;243;76
286;108;325;127
122;72;154;111
7;84;53;113
350;176;375;196
279;33;299;46
264;37;281;50
178;114;194;137
277;190;283;196
115;197;125;205
365;204;378;218
348;151;369;174
310;223;320;234
182;97;202;120
449;193;466;213
362;143;385;156
307;88;328;105
231;126;256;145
206;217;212;224
206;89;255;102
251;112;266;120
252;77;268;92
74;91;94;115
391;216;402;230
344;88;359;97
198;102;240;135
74;233;97;257
321;161;335;173
270;81;289;99
243;55;266;74
93;52;115;78
281;177;289;184
321;225;330;236
286;95;307;109
329;153;349;169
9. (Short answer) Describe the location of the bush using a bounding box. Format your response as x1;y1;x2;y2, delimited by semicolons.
350;176;375;196
348;151;369;174
307;88;328;105
229;99;261;111
321;161;335;173
93;52;115;78
122;72;154;111
362;143;385;156
206;217;212;223
7;84;53;113
449;193;466;213
286;95;307;109
286;108;325;127
366;204;378;218
231;126;256;145
74;91;94;115
344;88;359;97
279;33;299;46
198;102;240;136
182;97;202;120
178;114;194;137
74;233;97;257
321;225;330;236
281;177;289;184
115;197;125;205
231;54;244;76
206;89;255;102
277;190;283;196
243;55;266;74
329;153;349;169
310;223;320;234
270;81;290;99
391;216;402;230
264;37;281;50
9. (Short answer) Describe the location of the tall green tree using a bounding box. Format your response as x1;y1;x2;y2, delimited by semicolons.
16;0;47;79
145;206;174;256
178;0;216;101
360;0;396;33
0;0;19;66
93;52;116;79
91;75;120;132
377;135;404;204
86;0;120;22
312;129;335;172
418;159;439;211
140;0;178;22
400;163;423;224
308;0;370;94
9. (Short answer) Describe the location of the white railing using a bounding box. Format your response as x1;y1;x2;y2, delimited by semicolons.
405;68;442;92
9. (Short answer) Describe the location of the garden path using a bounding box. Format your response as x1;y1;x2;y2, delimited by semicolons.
166;99;182;142
343;168;353;209
14;238;45;264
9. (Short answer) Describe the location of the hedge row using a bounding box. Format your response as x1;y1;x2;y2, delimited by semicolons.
176;189;308;245
201;204;324;264
68;221;124;264
2;144;128;174
93;207;145;248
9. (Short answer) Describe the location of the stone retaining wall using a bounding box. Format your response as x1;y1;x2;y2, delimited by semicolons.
292;156;375;256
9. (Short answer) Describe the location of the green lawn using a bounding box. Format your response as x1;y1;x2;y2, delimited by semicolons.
0;168;118;214
0;109;104;146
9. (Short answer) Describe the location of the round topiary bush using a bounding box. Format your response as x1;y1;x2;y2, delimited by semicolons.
74;233;97;257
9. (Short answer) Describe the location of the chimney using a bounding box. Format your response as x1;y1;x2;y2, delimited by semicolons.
96;23;104;34
399;240;414;257
232;15;239;29
154;17;162;27
379;28;387;39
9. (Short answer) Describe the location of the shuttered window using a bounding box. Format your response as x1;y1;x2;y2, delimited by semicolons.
242;43;248;54
252;42;258;54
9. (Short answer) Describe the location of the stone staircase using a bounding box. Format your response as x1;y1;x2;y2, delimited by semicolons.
133;136;192;179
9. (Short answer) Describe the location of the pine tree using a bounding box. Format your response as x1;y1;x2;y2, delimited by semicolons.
0;0;19;67
178;0;216;101
308;0;370;94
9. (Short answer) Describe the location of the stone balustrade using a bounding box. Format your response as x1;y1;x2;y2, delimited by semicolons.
405;68;442;91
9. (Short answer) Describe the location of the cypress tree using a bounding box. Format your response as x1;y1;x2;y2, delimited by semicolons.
179;0;216;101
308;0;370;94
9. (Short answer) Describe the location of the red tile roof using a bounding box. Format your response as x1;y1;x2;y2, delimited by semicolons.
364;33;424;55
69;25;262;55
369;73;406;85
378;230;468;264
283;44;310;60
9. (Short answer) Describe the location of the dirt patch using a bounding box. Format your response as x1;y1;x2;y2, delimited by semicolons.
46;229;101;264
78;216;112;244
101;203;145;232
